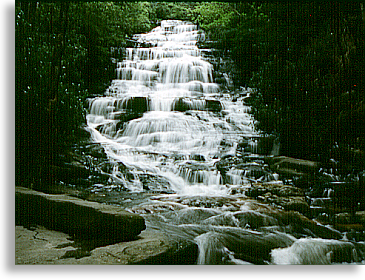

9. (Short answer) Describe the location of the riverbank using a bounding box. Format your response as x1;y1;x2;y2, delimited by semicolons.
15;187;197;265
15;225;197;265
15;187;365;265
15;181;365;265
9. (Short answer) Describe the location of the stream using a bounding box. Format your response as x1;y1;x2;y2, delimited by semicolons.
83;20;365;265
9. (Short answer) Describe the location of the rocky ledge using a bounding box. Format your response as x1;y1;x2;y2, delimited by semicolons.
16;186;146;244
15;226;197;265
15;187;197;265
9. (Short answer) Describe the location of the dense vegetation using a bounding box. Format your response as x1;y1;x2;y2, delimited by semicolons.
15;1;153;187
16;1;364;188
194;2;365;169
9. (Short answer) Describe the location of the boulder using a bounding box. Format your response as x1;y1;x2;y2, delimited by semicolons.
246;183;309;215
172;97;191;112
247;183;305;197
191;154;206;161
205;99;222;112
137;172;173;193
16;187;145;244
267;156;319;176
117;96;148;113
115;111;144;124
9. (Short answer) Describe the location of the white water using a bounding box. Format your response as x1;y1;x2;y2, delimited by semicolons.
85;20;365;265
271;238;365;265
87;20;258;196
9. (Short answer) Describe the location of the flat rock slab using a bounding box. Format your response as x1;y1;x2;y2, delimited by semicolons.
15;226;198;265
15;187;145;243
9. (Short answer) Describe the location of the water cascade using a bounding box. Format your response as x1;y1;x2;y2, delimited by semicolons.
85;20;365;265
87;20;254;194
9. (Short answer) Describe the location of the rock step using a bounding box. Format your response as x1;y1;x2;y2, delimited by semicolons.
267;156;319;176
15;187;145;243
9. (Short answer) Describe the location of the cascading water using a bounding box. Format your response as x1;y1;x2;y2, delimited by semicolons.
87;20;253;195
85;20;365;265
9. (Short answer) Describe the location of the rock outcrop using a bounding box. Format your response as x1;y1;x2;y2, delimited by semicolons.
16;187;145;244
15;226;198;265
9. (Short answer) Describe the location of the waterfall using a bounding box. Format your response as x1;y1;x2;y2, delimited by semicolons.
86;20;259;193
84;20;365;265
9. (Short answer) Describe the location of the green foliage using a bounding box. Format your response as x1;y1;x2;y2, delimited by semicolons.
15;1;157;187
121;1;152;36
193;2;269;84
16;1;365;187
149;1;197;23
193;2;364;161
194;2;236;31
248;2;365;160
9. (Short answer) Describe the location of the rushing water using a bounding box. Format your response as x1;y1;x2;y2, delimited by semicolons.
85;20;365;265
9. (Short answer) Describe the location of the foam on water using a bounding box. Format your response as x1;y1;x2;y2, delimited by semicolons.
83;20;365;265
87;20;259;194
271;238;365;265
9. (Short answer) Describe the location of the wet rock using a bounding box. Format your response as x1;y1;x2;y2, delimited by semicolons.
172;97;190;112
258;210;342;240
281;196;310;214
179;161;212;171
267;156;319;177
235;162;272;180
120;97;148;113
333;211;365;233
218;160;274;184
162;208;222;225
154;195;244;211
128;202;186;215
256;193;310;215
115;110;144;124
205;99;222;112
16;187;145;244
247;183;305;197
195;228;294;265
246;183;309;215
138;173;172;192
191;154;206;161
146;195;342;240
134;231;198;265
215;156;241;183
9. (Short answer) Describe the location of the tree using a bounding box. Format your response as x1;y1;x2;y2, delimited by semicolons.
15;1;155;188
193;1;364;165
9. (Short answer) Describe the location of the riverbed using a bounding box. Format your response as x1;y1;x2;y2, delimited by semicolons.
80;20;365;265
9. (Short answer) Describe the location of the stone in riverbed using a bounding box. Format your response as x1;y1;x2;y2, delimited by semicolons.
267;156;319;177
246;183;309;215
256;192;310;215
247;183;305;197
205;99;222;112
